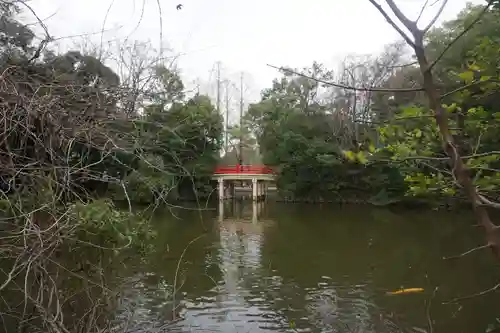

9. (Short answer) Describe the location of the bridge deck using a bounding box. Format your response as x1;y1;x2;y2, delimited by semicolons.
214;165;274;201
211;173;275;181
212;165;276;181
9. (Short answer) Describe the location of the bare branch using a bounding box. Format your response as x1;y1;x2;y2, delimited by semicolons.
268;63;498;99
16;0;52;63
416;0;430;25
441;78;500;98
443;282;500;304
172;234;205;320
368;0;416;47
477;194;500;209
385;0;417;30
387;61;418;68
267;64;425;93
423;0;449;33
442;244;490;260
383;151;500;162
426;286;438;333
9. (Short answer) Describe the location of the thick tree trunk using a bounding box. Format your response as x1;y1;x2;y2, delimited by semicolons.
413;36;500;259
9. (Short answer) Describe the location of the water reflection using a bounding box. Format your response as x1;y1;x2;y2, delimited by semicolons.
218;199;267;223
109;202;500;333
175;200;283;332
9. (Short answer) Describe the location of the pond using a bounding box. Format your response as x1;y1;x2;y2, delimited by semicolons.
111;201;500;333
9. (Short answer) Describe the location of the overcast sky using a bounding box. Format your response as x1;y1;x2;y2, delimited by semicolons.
23;0;483;118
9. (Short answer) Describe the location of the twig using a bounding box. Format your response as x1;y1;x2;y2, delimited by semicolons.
120;181;132;214
426;286;439;333
423;0;449;33
416;0;430;25
441;79;500;98
267;64;425;93
443;282;500;304
477;194;500;209
369;0;416;47
172;234;205;320
442;244;490;260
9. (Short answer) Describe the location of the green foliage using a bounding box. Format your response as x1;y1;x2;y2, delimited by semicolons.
123;92;223;201
247;63;405;202
0;1;223;205
221;122;260;164
352;61;500;200
340;3;500;203
69;199;156;254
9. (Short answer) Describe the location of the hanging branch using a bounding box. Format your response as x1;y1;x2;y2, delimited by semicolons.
268;63;499;98
267;64;425;93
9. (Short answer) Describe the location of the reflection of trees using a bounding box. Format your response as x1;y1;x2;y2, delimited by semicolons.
202;199;294;331
258;203;500;332
110;272;174;330
111;200;279;332
217;200;265;297
74;202;500;333
106;207;223;330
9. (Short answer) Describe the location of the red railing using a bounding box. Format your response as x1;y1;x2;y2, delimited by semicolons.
214;164;275;175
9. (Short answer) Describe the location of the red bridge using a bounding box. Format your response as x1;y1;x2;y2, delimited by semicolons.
213;164;275;175
212;164;275;201
212;164;276;201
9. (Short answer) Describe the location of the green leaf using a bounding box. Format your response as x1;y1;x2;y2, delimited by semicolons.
343;150;355;161
444;103;458;113
468;63;481;71
458;70;474;83
357;151;368;164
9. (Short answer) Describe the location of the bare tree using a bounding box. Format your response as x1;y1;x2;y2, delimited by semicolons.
322;42;409;146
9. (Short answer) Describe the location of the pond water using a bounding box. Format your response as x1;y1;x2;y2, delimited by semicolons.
112;201;500;333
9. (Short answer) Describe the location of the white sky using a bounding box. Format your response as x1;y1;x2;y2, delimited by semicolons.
24;0;483;120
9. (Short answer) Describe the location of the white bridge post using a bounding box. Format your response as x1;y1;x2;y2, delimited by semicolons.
218;199;224;221
218;177;224;201
252;201;258;223
252;177;257;201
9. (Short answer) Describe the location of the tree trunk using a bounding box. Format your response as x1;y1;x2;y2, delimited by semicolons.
413;35;500;259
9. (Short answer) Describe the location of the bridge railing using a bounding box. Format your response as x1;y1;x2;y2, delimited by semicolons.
214;164;275;175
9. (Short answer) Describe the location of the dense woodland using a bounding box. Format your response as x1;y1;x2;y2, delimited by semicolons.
1;0;500;332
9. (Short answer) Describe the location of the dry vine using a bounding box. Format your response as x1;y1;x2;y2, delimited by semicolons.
0;1;215;331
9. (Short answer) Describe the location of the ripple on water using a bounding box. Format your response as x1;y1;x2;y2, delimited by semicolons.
248;297;266;303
